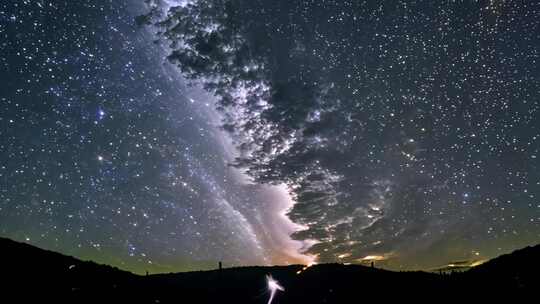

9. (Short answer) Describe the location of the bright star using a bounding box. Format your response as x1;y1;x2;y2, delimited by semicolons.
98;109;106;120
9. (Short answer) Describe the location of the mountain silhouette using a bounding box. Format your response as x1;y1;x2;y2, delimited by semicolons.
1;237;536;303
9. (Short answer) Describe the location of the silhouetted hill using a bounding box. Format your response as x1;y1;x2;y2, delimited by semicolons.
1;237;537;303
1;237;138;302
464;244;539;290
472;244;540;273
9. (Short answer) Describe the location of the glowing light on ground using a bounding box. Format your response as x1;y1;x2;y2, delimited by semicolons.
266;275;284;304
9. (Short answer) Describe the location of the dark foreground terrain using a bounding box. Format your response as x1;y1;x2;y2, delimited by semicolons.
1;237;537;303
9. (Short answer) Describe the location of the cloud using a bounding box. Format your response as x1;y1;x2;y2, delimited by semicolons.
140;0;538;266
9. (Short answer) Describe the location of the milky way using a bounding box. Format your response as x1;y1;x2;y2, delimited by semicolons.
0;0;310;274
1;0;539;273
142;0;540;269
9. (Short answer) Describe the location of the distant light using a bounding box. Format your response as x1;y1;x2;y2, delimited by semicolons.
97;155;104;161
295;263;315;275
360;255;386;261
470;260;487;267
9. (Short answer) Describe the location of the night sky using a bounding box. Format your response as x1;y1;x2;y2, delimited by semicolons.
1;0;539;273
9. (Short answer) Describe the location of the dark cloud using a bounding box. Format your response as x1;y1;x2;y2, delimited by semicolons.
143;0;540;267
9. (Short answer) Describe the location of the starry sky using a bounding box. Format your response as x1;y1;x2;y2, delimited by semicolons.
1;0;539;273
